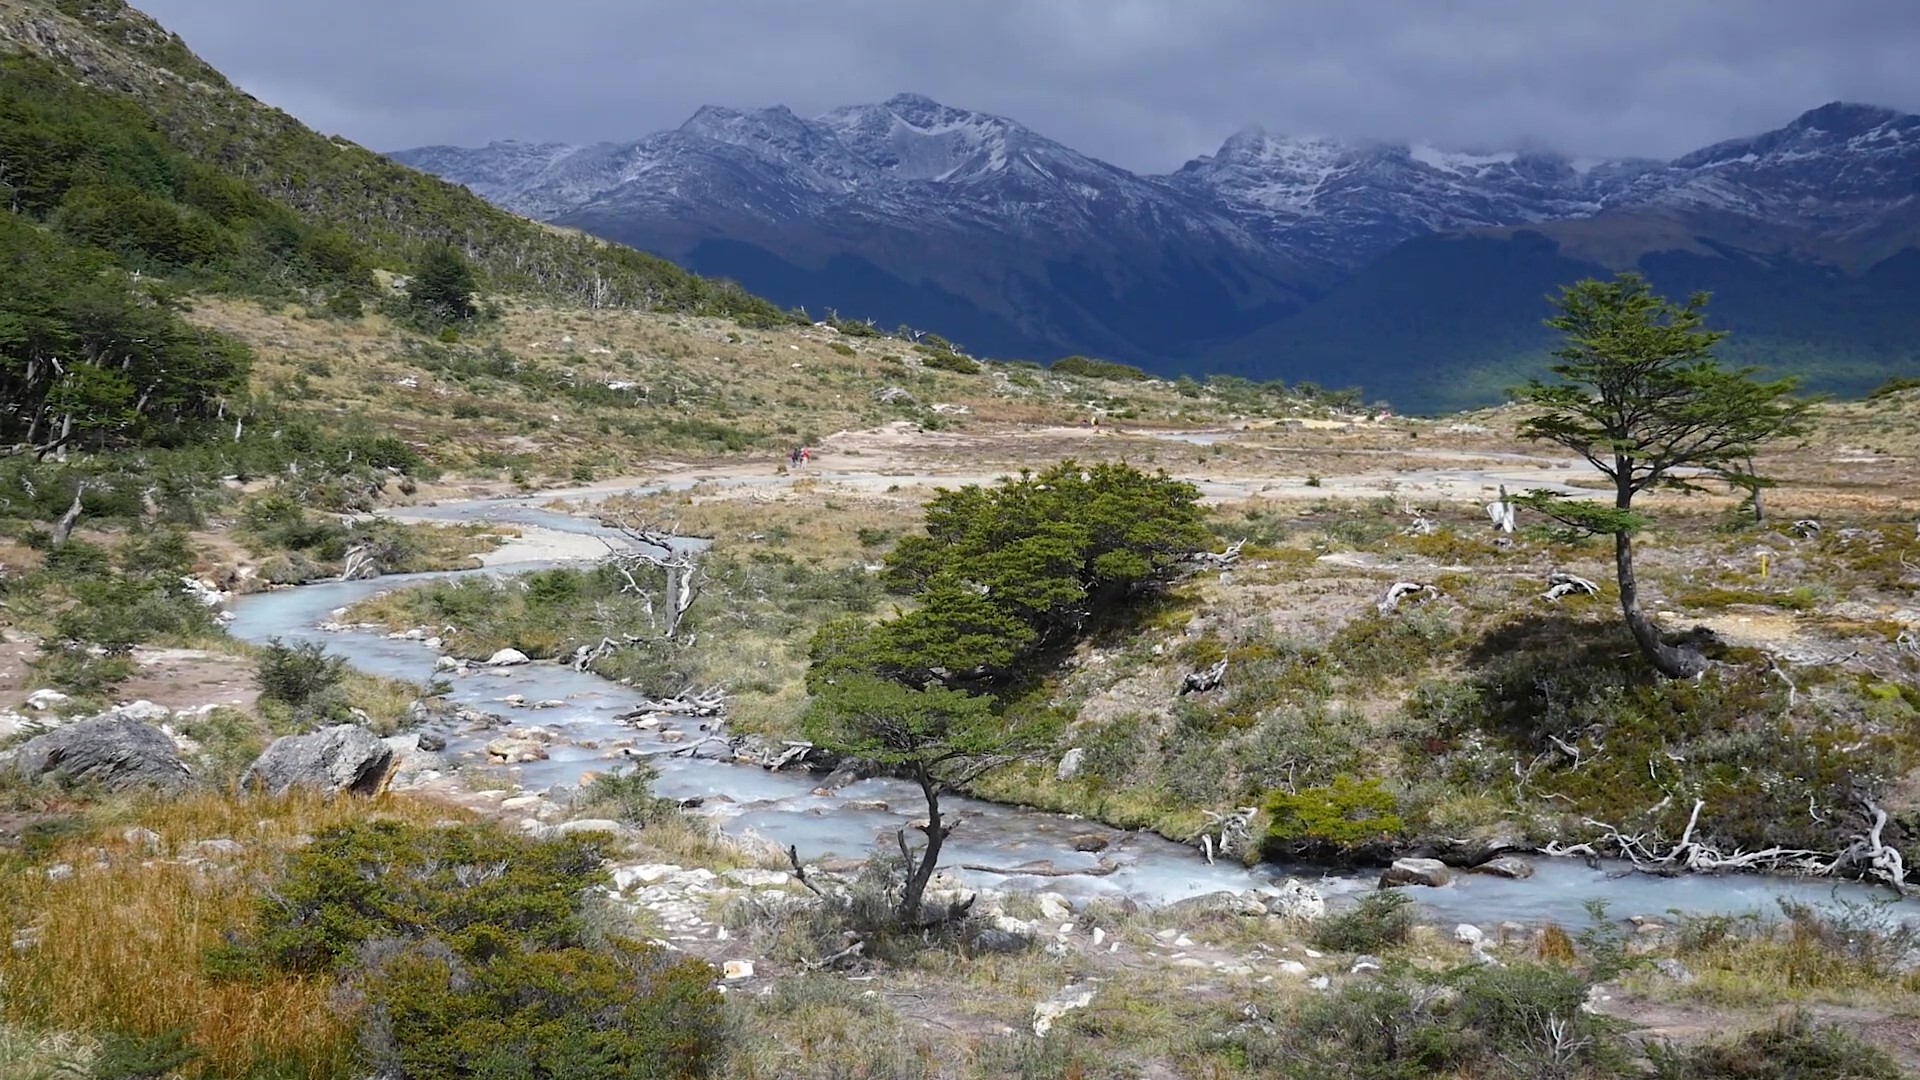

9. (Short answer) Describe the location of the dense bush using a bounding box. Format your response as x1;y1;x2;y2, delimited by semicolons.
1261;775;1404;859
1308;891;1415;953
1050;355;1150;382
1205;963;1626;1080
255;638;349;724
920;351;981;375
1649;1013;1902;1080
218;819;726;1079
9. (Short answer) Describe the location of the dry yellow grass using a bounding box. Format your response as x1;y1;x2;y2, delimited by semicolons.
0;791;467;1078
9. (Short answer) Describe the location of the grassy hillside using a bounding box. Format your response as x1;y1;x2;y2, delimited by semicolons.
0;0;786;319
1211;224;1920;414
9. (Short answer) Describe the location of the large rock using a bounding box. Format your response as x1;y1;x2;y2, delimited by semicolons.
485;648;531;667
1260;879;1326;921
1469;856;1536;880
243;725;393;796
10;718;190;793
1379;857;1453;888
1055;747;1086;781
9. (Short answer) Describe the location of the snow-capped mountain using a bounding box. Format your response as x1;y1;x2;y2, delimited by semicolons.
393;97;1920;395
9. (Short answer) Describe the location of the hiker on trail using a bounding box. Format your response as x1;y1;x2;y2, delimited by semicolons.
801;447;813;466
787;447;801;469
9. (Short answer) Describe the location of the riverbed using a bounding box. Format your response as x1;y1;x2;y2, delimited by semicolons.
226;485;1919;929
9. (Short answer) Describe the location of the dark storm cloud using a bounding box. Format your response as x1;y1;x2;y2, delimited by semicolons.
136;0;1920;169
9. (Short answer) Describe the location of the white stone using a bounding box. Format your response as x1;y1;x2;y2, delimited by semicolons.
1277;960;1309;977
1454;924;1485;947
1037;892;1073;922
1054;747;1086;781
25;690;70;711
1032;986;1096;1037
485;648;531;667
1308;975;1331;990
722;960;754;980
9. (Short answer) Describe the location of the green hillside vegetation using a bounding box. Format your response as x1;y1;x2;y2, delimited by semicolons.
0;0;787;321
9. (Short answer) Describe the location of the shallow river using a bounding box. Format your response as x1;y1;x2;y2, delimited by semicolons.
225;494;1918;929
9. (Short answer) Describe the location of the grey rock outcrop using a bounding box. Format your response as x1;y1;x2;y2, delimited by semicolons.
242;724;393;796
10;718;190;793
1379;857;1453;888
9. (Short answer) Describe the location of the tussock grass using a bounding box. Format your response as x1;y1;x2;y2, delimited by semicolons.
0;791;465;1078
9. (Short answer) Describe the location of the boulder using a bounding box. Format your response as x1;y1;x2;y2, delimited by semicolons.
1037;892;1073;922
243;725;393;796
1379;857;1453;888
11;718;191;793
105;701;172;724
1070;833;1110;853
486;738;548;764
972;928;1031;954
1469;856;1535;880
1260;879;1326;921
1454;924;1485;947
485;648;531;667
1055;747;1086;781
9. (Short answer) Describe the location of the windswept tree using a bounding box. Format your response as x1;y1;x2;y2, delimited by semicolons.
804;461;1210;921
1513;273;1811;677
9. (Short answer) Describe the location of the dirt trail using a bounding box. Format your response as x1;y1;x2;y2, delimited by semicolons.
394;423;1598;529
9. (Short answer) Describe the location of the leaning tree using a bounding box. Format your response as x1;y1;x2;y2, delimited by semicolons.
1512;273;1811;678
801;461;1209;921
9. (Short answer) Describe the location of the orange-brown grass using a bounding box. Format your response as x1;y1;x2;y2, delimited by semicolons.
0;790;466;1078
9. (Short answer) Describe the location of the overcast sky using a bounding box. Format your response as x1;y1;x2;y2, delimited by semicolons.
136;1;1920;171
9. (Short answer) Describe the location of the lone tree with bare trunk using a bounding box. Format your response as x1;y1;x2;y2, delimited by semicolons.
1512;273;1811;678
802;461;1209;921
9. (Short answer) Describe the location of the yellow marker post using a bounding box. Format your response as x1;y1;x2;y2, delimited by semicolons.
1759;552;1769;579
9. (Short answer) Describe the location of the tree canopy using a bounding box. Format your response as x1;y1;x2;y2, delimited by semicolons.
802;461;1208;920
1513;273;1811;676
406;246;479;326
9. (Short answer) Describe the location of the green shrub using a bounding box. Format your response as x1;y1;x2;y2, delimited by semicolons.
213;819;728;1078
920;351;980;375
255;638;349;719
577;762;681;827
1203;962;1625;1079
228;820;606;974
1309;891;1415;953
1650;1012;1902;1080
1049;355;1149;382
355;937;723;1080
828;341;856;357
1261;775;1404;858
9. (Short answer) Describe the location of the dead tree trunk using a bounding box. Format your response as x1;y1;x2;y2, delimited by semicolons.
50;484;85;548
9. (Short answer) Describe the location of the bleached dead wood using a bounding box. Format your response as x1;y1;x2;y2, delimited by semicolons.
1378;581;1439;614
1400;505;1437;537
1194;540;1245;569
1486;485;1516;534
1542;797;1912;893
49;484;85;548
1541;571;1599;602
1179;658;1228;695
1791;518;1822;538
338;543;379;581
959;859;1120;878
1197;805;1258;865
618;687;728;720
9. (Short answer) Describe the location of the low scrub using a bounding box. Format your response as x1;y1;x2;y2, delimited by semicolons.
1649;1012;1904;1080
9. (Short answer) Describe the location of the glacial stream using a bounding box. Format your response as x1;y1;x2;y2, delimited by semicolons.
225;491;1919;930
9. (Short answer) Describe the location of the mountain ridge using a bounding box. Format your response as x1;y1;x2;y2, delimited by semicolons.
394;93;1920;408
